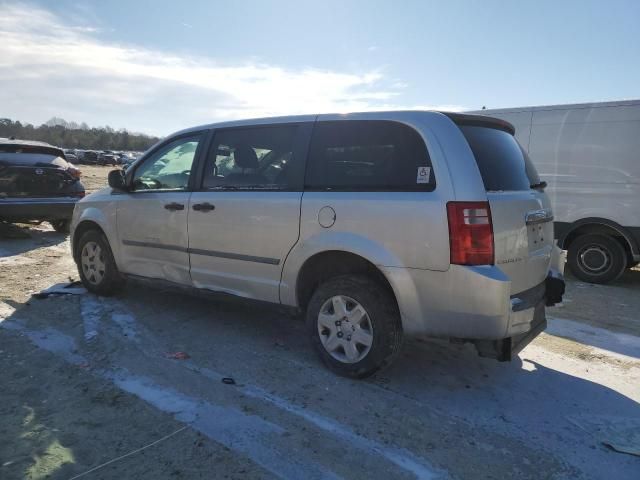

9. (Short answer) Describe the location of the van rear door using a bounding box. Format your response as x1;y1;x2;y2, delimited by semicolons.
456;121;553;294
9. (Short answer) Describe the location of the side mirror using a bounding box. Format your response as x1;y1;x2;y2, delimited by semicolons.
108;169;128;191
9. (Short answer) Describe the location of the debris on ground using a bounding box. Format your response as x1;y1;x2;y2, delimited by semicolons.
32;281;87;299
222;377;236;385
567;415;640;457
164;351;190;360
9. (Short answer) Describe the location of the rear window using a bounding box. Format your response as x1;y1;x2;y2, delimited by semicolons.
459;125;539;191
306;120;434;191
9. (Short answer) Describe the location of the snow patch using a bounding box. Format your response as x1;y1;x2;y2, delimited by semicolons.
80;296;102;342
2;322;87;365
547;317;640;360
111;313;137;340
107;371;341;480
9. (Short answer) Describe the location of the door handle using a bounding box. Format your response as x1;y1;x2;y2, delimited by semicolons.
525;209;553;225
192;202;215;212
164;202;185;211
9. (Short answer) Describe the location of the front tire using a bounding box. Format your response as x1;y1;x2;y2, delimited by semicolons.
567;234;626;284
76;230;123;295
306;275;402;378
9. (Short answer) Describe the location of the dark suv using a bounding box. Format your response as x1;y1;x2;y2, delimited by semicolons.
0;140;85;233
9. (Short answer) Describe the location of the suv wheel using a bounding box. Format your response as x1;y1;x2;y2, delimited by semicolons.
567;234;626;284
306;275;402;378
77;230;123;295
50;219;70;233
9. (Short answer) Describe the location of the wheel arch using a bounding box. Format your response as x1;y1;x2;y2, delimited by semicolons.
558;217;639;260
72;220;107;261
294;250;398;313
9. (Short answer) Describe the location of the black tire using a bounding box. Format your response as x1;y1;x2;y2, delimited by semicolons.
50;219;70;233
76;229;124;295
567;234;626;284
306;275;403;378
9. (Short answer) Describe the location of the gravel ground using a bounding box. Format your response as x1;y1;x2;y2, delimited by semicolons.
1;166;639;479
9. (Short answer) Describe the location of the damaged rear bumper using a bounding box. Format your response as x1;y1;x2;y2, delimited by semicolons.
473;273;565;361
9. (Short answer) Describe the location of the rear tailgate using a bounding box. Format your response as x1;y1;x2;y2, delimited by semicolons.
457;122;553;294
488;191;553;293
0;164;76;197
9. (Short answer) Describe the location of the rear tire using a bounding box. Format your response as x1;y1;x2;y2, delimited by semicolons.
306;275;403;378
76;230;124;295
50;219;70;233
567;234;626;284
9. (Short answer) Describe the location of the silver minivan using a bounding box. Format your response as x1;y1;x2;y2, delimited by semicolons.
70;111;565;377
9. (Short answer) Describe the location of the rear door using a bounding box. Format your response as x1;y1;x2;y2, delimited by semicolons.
458;124;554;294
187;122;312;302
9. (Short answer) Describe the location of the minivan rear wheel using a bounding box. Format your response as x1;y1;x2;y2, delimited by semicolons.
77;230;123;295
306;275;402;378
567;234;626;284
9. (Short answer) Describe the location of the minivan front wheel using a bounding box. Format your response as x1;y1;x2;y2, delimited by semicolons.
77;230;123;295
567;234;626;284
307;275;402;378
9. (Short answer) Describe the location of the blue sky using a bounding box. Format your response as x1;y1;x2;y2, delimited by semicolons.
1;0;639;135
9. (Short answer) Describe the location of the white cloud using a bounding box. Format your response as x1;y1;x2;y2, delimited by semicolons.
0;3;464;135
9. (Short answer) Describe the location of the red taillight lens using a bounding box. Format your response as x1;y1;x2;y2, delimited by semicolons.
72;191;85;198
447;201;494;265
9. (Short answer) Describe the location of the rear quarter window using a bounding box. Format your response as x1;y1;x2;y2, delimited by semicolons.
459;125;538;191
306;120;434;191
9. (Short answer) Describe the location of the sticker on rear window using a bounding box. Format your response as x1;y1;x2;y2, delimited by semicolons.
417;166;430;184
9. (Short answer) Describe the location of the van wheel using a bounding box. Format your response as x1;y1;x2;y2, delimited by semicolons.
567;234;626;284
306;275;402;378
77;230;123;295
50;220;70;233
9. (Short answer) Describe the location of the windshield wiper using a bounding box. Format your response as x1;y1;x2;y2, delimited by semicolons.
530;181;547;190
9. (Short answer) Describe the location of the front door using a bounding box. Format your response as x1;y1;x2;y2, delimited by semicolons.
187;123;312;302
116;133;204;285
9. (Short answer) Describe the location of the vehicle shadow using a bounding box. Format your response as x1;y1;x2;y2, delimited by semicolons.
0;223;67;258
375;336;640;477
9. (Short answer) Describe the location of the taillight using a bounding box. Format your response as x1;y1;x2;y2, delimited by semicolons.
447;201;494;265
72;191;85;198
67;166;82;178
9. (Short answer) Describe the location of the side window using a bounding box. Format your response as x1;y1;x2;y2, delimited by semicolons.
202;125;302;189
306;120;434;191
132;134;202;191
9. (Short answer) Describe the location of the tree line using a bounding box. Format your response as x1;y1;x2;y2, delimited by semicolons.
0;118;160;151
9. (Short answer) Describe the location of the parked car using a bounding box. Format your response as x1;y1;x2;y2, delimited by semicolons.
0;140;85;232
70;111;565;377
64;149;78;163
81;151;99;165
120;156;138;171
98;153;119;166
473;100;640;283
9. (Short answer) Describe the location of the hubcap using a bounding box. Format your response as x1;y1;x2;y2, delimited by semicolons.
578;245;611;274
317;295;373;364
81;241;106;285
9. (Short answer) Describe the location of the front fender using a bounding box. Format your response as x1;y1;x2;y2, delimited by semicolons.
279;230;406;307
71;201;120;265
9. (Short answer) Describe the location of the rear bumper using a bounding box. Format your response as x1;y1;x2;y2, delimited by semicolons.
0;197;80;221
381;262;565;353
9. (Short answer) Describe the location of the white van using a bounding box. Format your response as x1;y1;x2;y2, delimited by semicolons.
473;100;640;283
